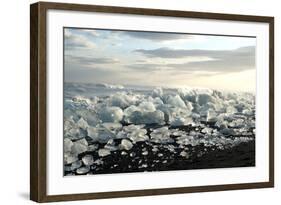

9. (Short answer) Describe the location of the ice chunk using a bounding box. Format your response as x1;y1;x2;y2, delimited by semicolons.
76;166;90;174
64;152;78;164
98;106;123;123
206;109;217;122
197;94;215;106
77;117;89;130
64;138;73;152
108;93;136;109
166;95;186;108
102;122;122;131
138;101;156;112
226;106;237;114
125;109;165;125
70;160;82;170
180;151;189;158
120;139;133;150
82;155;94;166
71;138;88;155
98;148;111;157
104;139;118;151
170;117;193;126
152;87;163;98
87;127;115;143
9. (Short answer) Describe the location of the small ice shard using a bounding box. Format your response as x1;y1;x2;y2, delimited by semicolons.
180;151;189;158
98;106;123;123
120;139;133;150
70;160;82;170
98;148;111;157
220;128;235;135
206;110;217;122
82;155;94;166
64;138;73;153
128;128;149;143
104;139;118;151
129;152;136;157
157;153;163;157
152;146;159;152
242;109;253;116
64;152;78;164
94;159;104;165
226;106;237;114
201;127;213;134
76;166;90;174
71;138;88;155
142;151;148;155
121;151;127;155
88;144;98;151
77;117;89;130
140;164;148;168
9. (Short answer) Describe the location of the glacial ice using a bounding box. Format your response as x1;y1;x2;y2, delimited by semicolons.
64;84;256;171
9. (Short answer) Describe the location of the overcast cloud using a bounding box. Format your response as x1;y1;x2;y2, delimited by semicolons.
64;28;256;91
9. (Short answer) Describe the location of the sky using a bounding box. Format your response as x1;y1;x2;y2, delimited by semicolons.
64;28;256;92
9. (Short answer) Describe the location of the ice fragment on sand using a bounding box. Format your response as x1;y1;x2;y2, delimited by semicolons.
82;155;94;166
98;148;111;157
64;152;78;164
71;138;88;155
71;160;82;170
76;166;90;174
64;138;73;153
120;139;134;150
180;151;189;158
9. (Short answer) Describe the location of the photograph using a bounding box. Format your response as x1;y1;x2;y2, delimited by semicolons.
63;28;256;176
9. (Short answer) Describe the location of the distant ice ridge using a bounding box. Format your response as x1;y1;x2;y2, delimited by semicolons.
96;83;124;89
64;83;255;170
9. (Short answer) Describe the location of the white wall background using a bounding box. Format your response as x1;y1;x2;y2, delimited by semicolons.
0;0;279;204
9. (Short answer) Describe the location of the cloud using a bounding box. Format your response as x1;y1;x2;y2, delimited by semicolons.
65;55;120;66
64;30;95;49
134;46;255;59
124;31;193;42
129;46;255;73
126;63;165;72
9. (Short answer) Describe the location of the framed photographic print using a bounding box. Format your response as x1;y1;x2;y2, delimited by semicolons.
30;1;274;202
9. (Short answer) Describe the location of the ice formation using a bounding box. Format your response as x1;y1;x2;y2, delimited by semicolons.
63;83;255;174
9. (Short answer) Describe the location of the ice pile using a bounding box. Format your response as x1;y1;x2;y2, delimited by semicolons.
64;84;255;174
